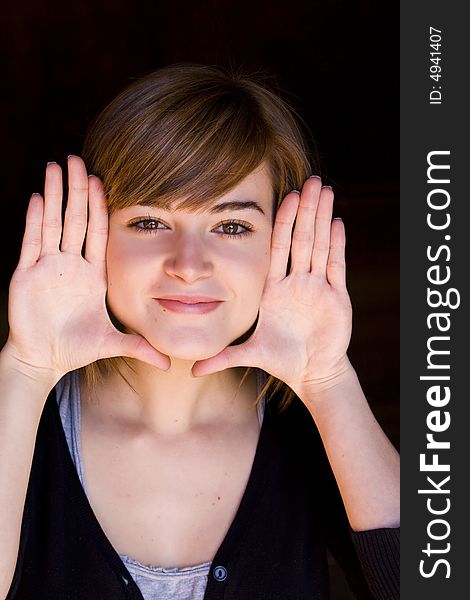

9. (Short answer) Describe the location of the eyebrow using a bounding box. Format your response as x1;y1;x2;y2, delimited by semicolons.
207;200;266;215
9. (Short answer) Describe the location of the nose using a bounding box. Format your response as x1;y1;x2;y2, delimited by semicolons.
163;232;214;283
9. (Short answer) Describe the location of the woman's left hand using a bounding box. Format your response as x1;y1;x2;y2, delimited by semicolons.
192;177;353;396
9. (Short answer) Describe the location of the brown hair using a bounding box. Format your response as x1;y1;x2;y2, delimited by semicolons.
81;62;314;412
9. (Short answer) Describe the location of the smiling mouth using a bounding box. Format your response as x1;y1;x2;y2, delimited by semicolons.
155;298;223;314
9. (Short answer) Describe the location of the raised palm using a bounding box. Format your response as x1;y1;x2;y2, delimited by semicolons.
5;156;170;383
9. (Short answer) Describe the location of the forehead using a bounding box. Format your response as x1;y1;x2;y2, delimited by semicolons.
170;162;273;214
108;163;277;218
108;161;278;220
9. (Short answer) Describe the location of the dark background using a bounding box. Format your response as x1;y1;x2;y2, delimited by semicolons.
0;1;398;597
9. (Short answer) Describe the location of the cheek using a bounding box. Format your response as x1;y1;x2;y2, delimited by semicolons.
233;247;271;305
252;255;270;292
105;236;146;299
106;231;153;276
252;238;272;281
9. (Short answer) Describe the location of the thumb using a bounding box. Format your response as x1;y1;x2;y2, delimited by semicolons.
192;342;257;377
102;330;171;370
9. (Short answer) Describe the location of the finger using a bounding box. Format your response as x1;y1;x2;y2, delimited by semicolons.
17;194;44;269
84;176;109;265
192;343;256;377
268;191;300;281
40;162;63;257
102;331;171;370
326;217;347;290
60;155;89;255
290;176;321;272
310;186;334;275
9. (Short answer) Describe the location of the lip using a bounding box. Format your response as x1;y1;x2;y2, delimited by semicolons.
157;295;222;303
155;296;223;314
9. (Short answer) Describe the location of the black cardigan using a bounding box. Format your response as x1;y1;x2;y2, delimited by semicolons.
7;387;399;600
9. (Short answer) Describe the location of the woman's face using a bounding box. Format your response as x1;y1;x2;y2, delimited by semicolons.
106;163;275;360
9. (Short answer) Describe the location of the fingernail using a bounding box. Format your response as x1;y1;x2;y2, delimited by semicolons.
290;189;300;194
47;161;57;166
67;154;75;160
322;185;333;190
31;192;41;197
333;217;343;221
309;175;321;179
88;174;95;178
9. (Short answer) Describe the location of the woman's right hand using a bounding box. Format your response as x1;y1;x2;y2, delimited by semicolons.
4;156;170;385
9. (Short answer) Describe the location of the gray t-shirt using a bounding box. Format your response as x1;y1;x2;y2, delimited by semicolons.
55;369;266;600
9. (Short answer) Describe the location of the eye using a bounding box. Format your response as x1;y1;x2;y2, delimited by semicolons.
127;217;168;234
212;220;254;238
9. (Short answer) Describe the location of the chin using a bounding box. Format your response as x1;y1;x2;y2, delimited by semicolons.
147;325;258;362
145;334;231;362
118;314;258;362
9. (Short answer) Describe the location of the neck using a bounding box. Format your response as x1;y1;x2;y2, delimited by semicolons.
81;358;257;436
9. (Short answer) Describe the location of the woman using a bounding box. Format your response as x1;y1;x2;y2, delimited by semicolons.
0;64;399;599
